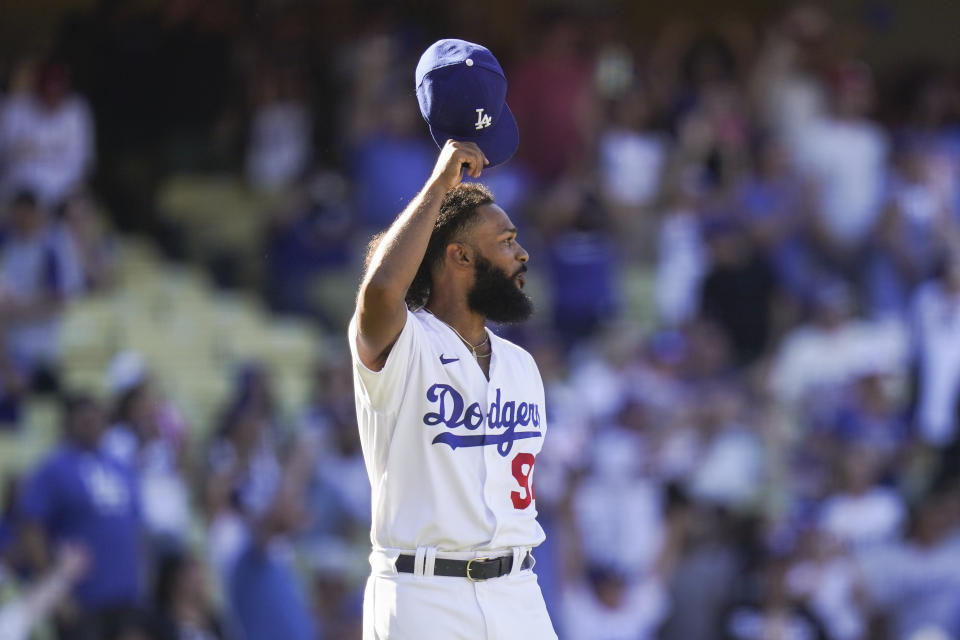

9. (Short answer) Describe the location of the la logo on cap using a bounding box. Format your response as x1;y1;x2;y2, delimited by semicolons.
415;38;519;167
475;108;493;130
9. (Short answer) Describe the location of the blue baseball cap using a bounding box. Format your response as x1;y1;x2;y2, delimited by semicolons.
416;39;519;168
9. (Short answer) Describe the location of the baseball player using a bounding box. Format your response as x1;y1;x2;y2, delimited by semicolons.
349;137;557;638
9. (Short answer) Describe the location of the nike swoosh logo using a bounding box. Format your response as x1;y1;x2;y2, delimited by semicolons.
439;354;459;365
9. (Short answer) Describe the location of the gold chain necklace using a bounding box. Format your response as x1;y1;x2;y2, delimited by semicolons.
422;308;491;359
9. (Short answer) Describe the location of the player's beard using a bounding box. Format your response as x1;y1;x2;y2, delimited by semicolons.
467;252;534;323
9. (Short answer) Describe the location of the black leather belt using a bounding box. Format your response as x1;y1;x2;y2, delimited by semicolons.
395;553;532;581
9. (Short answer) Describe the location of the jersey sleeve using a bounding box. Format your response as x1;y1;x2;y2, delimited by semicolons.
348;308;420;414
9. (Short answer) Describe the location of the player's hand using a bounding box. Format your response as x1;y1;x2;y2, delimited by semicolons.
429;140;489;192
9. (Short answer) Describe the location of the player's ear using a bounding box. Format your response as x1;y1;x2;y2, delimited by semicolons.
445;242;472;269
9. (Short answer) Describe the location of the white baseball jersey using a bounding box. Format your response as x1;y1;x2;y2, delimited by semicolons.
348;308;547;553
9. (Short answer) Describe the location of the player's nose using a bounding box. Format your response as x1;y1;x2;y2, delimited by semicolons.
516;242;529;263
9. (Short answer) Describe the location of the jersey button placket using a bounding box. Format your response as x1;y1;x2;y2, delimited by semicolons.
482;349;503;544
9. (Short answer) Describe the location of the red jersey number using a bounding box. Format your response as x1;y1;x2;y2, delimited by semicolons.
510;453;536;509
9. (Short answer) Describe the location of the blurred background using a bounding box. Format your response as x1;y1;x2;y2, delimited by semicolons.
3;0;960;638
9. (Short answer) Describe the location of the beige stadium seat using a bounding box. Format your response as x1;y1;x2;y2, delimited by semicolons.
264;318;322;365
22;398;60;445
157;175;251;225
61;296;118;390
117;238;162;271
274;372;312;416
0;399;62;475
623;264;657;330
62;366;111;396
163;373;231;437
56;233;341;445
210;294;274;362
0;433;26;477
61;296;120;356
313;269;362;331
155;175;280;262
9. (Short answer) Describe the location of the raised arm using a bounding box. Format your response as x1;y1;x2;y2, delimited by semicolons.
355;140;487;371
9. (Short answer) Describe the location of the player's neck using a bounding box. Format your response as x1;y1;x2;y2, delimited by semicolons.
423;296;487;347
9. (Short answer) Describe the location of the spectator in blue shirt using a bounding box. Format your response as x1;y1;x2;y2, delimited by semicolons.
0;190;84;391
547;193;620;345
18;394;143;640
736;134;817;307
229;483;317;640
348;87;436;229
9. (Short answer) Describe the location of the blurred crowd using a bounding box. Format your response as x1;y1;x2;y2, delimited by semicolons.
4;1;960;639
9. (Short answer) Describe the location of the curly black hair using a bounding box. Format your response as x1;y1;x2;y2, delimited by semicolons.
363;183;495;310
405;183;494;308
